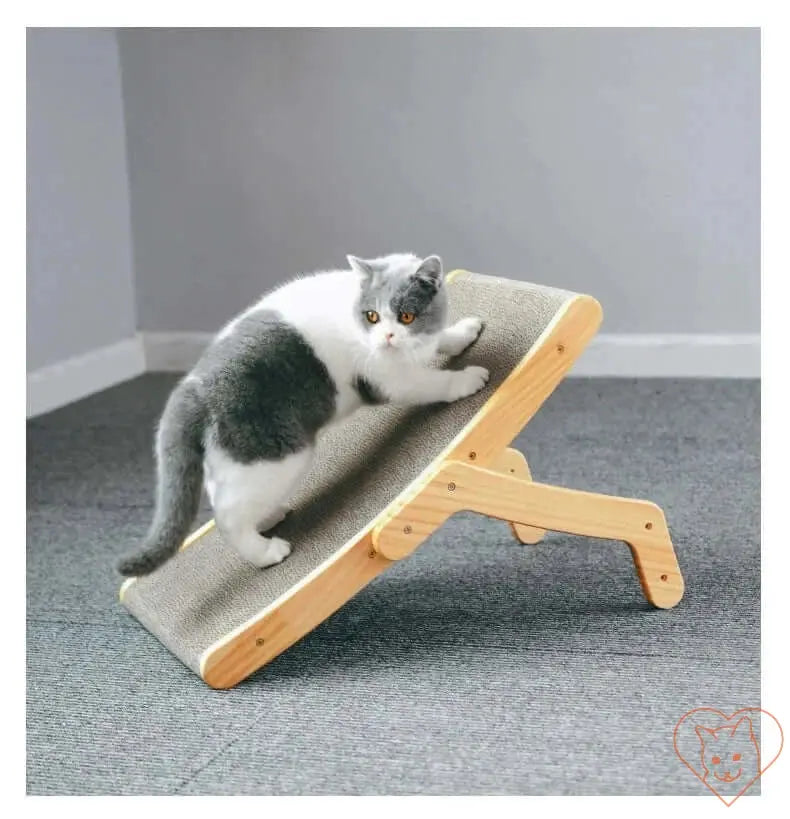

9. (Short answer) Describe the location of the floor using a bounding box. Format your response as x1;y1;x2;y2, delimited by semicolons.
26;375;760;795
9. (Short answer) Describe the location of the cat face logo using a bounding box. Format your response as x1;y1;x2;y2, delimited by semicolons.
673;708;784;806
695;717;758;786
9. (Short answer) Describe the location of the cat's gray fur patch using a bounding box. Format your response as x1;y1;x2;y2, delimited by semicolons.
196;310;338;463
117;309;337;576
354;255;447;336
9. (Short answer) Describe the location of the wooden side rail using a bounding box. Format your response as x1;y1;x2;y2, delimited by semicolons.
372;460;684;609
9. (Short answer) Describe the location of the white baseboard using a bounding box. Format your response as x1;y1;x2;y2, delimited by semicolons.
26;331;759;419
141;332;212;372
572;334;760;378
27;336;146;419
141;331;760;378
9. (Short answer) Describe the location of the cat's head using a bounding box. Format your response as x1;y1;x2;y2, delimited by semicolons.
349;252;448;360
695;717;761;784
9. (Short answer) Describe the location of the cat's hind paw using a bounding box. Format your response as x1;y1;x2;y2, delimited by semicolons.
246;536;292;569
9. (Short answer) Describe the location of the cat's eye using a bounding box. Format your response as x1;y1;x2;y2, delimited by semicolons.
733;753;742;761
711;756;721;765
399;312;416;325
365;311;380;324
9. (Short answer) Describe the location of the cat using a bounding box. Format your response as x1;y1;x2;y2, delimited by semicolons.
117;253;488;577
695;716;761;798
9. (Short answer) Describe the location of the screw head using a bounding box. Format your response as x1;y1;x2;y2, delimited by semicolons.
645;522;653;530
469;451;477;460
557;344;565;353
255;637;265;646
403;524;412;534
660;574;669;582
368;548;376;559
448;482;456;492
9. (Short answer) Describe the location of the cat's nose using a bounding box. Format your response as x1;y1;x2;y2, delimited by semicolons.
385;332;394;343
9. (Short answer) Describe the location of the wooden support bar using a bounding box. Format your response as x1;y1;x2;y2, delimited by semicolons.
492;448;545;544
373;461;684;610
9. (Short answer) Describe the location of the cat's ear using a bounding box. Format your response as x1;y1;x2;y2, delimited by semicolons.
695;725;716;744
347;255;375;278
730;716;755;740
416;255;444;289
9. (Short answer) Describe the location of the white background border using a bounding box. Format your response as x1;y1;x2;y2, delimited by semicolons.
13;3;782;815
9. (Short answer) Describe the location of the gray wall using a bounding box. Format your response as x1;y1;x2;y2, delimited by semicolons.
27;28;136;372
118;28;759;336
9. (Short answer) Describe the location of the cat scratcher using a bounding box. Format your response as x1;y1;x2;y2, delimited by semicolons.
120;270;685;688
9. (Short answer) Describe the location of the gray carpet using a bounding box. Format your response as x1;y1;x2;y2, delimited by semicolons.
27;375;760;795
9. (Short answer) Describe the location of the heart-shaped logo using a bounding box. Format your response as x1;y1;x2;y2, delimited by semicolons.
673;708;784;806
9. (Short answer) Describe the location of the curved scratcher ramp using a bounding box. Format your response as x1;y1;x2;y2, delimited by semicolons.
120;271;684;688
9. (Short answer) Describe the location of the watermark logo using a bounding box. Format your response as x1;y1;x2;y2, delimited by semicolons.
673;708;784;806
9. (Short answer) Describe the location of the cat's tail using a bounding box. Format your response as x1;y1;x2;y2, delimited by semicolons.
117;379;207;577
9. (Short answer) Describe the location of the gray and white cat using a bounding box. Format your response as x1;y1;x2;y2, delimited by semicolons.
117;253;488;577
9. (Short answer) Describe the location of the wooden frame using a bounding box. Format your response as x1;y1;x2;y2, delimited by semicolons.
125;279;685;689
372;461;683;610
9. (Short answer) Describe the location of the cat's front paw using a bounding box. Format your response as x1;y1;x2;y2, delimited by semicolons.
454;316;484;348
448;365;490;401
440;316;485;355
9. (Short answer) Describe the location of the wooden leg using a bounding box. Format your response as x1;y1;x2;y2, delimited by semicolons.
492;449;545;544
373;461;684;609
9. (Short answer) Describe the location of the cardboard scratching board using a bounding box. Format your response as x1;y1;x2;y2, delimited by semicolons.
120;270;685;688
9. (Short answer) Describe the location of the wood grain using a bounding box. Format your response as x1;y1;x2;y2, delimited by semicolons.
492;448;545;544
373;460;684;610
200;532;392;688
